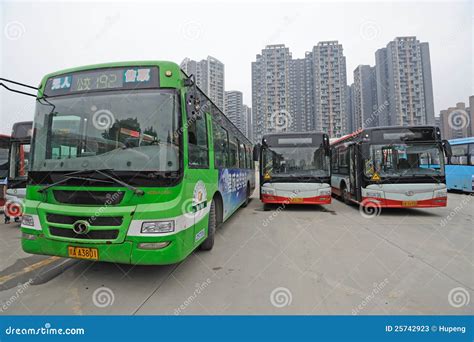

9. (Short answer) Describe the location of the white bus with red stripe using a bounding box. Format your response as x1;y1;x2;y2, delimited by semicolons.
259;132;331;210
330;126;452;209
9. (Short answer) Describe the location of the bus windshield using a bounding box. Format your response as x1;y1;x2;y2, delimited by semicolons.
262;146;330;178
31;90;180;173
364;143;444;178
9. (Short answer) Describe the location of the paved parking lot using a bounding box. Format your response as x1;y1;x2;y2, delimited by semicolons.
0;192;472;315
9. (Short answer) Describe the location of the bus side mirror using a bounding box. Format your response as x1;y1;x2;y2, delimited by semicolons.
442;140;452;157
361;143;370;159
253;144;260;162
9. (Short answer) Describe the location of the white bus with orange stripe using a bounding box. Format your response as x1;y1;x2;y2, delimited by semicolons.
330;126;452;209
259;132;331;210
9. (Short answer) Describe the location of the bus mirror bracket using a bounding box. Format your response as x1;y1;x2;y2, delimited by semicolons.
184;74;203;121
442;140;452;158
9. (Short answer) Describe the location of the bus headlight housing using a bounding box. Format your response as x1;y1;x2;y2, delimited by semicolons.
21;215;35;227
319;189;331;196
434;189;447;198
261;188;275;195
141;220;175;234
366;191;383;198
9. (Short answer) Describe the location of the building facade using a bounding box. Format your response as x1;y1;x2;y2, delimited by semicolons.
224;90;244;133
252;45;293;143
352;65;378;129
180;56;225;110
311;41;348;137
375;37;435;127
439;98;474;139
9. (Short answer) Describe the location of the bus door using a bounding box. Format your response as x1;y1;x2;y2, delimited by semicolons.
349;144;362;201
186;96;211;243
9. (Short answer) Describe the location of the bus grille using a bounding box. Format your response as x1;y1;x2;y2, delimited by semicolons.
52;190;125;205
46;214;123;226
49;227;119;240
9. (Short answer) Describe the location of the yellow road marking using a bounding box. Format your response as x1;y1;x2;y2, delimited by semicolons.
0;256;61;286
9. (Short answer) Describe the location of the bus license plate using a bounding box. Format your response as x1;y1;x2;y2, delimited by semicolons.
68;246;99;260
290;198;304;203
402;201;417;207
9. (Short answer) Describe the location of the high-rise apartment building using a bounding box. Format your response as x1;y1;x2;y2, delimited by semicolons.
180;56;225;110
439;98;474;139
224;90;244;133
243;105;252;141
252;45;293;143
311;41;348;137
352;65;378;129
375;37;435;127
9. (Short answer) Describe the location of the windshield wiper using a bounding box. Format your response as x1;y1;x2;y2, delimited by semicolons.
37;175;113;193
37;169;144;196
93;169;144;196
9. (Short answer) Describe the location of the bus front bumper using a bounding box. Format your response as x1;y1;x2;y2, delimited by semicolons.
21;227;194;265
361;197;447;208
261;194;331;205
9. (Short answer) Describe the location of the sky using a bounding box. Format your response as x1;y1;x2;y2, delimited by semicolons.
0;0;472;134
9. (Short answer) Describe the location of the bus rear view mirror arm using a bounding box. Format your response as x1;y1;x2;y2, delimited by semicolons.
442;140;452;157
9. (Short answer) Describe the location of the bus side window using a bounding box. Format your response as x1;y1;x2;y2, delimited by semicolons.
239;142;246;168
188;115;209;168
331;148;338;172
229;135;238;168
450;144;468;165
212;120;229;168
246;146;252;169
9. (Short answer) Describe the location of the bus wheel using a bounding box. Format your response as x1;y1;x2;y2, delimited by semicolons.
199;200;216;251
242;184;250;207
341;185;351;205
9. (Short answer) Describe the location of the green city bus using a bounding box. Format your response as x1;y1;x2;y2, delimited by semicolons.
21;61;255;265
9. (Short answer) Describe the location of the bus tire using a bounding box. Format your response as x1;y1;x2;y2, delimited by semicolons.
199;200;216;251
341;184;350;205
242;183;251;207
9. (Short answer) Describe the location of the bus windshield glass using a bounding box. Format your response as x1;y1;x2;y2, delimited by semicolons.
262;146;329;178
364;143;444;178
31;90;180;173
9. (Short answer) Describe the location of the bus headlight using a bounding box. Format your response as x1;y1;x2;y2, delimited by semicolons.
261;188;275;195
366;191;383;198
21;215;35;227
434;190;447;198
319;189;331;196
141;220;175;234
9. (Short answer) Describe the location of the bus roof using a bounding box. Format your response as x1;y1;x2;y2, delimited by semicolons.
331;126;439;146
448;137;474;145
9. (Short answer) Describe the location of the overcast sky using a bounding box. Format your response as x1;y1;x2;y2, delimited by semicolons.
1;0;472;134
